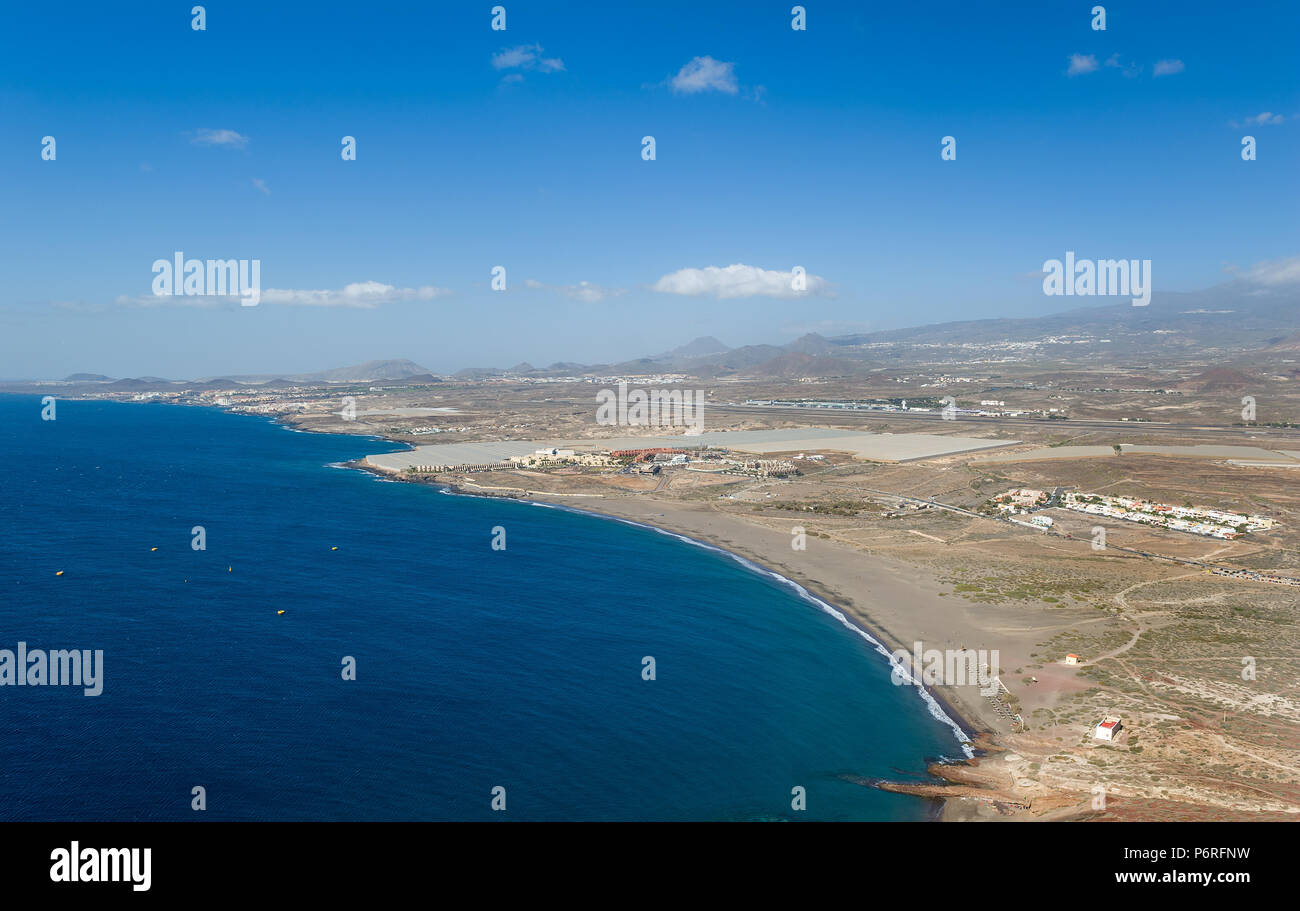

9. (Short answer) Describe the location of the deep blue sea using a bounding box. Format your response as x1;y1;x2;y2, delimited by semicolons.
0;395;967;820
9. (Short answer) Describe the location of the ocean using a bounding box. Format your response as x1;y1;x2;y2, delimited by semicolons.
0;395;967;820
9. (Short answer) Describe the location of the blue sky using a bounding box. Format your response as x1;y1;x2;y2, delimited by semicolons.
1;0;1297;378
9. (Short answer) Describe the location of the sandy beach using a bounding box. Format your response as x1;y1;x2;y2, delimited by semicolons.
341;427;1300;823
361;466;1105;818
507;492;1020;729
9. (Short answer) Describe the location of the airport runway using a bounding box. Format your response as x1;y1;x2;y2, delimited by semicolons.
707;403;1300;445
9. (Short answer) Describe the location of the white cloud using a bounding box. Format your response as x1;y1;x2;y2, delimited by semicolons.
113;293;232;309
251;178;270;196
115;281;451;309
492;46;533;69
491;44;565;78
524;278;624;302
1074;54;1183;79
670;56;739;94
1239;256;1300;287
261;282;451;308
189;128;249;148
1231;111;1285;128
1104;53;1141;78
1067;54;1099;76
652;264;830;299
563;281;622;303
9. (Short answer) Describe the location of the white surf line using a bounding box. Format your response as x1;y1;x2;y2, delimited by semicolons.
527;501;976;757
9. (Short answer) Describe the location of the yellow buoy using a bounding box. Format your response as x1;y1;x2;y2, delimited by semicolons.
276;610;286;615
331;546;338;551
228;566;232;573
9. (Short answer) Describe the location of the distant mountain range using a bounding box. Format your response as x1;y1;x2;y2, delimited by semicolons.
445;279;1300;380
52;359;439;388
274;359;436;384
22;277;1300;390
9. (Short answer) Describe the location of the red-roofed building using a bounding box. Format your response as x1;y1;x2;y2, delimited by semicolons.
1094;716;1123;741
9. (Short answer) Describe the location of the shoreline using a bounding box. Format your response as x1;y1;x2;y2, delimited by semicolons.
28;397;1034;818
352;460;1021;819
522;490;981;754
24;386;1297;820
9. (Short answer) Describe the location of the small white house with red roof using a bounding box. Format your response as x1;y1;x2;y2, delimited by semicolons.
1094;716;1123;741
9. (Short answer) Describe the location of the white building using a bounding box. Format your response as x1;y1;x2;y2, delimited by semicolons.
1094;716;1122;741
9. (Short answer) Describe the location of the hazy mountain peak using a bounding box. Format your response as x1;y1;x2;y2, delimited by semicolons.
659;336;730;359
784;332;834;354
292;359;433;383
